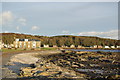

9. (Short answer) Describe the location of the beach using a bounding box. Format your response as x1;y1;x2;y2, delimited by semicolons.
1;50;87;80
1;50;61;78
1;49;120;80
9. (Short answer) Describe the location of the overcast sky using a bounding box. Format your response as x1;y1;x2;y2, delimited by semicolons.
0;2;119;39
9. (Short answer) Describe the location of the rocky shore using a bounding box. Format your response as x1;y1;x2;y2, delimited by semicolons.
40;51;120;80
2;50;85;80
1;50;120;80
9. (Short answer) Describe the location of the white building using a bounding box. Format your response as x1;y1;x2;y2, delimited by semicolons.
0;40;2;49
70;45;75;48
93;45;97;48
61;45;65;48
104;46;110;48
53;45;58;48
117;46;120;48
77;45;82;48
13;39;41;49
43;45;49;48
111;46;115;48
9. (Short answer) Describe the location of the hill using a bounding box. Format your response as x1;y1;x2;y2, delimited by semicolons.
0;33;119;47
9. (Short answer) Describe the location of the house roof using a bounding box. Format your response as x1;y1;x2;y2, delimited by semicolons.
17;39;40;41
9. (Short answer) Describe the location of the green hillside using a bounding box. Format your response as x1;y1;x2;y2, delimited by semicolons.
0;33;119;47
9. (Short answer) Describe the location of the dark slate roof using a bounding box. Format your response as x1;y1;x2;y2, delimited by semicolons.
19;39;25;41
18;39;40;41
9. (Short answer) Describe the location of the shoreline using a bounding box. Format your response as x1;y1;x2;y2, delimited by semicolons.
63;48;120;50
1;50;43;67
1;50;62;79
1;49;120;79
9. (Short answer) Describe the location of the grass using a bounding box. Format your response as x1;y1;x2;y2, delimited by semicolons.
41;47;57;50
1;47;57;53
1;48;26;53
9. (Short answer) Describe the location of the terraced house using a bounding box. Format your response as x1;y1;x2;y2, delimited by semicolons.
0;39;2;49
13;39;41;49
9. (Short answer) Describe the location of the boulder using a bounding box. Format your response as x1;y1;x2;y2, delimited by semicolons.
81;58;87;61
71;64;79;68
79;64;85;67
30;63;36;68
20;67;37;77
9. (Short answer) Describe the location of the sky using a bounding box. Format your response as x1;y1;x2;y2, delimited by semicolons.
0;2;119;39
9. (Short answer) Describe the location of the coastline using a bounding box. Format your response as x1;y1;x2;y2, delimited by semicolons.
1;50;62;79
2;50;42;66
1;50;87;79
1;49;120;80
63;48;120;50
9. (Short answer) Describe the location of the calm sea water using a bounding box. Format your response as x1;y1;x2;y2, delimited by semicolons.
65;49;120;52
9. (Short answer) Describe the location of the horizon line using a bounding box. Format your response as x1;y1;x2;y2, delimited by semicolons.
0;32;118;40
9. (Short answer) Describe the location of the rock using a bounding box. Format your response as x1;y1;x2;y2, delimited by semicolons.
13;51;119;79
30;63;36;68
79;64;85;67
70;56;76;59
66;61;71;65
81;58;87;61
101;59;112;63
108;74;120;79
90;64;99;67
33;71;43;76
20;67;37;77
72;64;79;68
52;71;62;77
88;56;99;60
57;71;62;75
36;71;59;76
112;60;115;63
31;70;37;73
61;50;65;53
40;64;44;67
108;52;112;55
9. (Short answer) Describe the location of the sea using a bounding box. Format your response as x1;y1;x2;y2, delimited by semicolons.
65;49;120;52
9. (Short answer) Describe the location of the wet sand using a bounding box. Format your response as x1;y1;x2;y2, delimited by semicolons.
1;50;45;66
1;50;61;79
1;50;41;79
